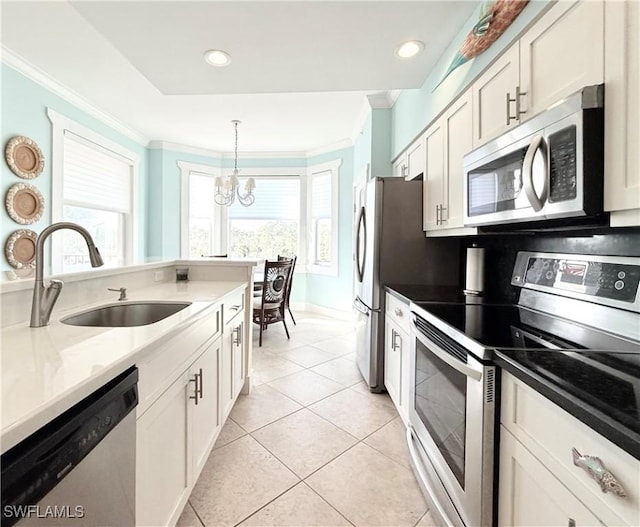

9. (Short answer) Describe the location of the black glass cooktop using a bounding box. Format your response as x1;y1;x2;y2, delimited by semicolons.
412;301;639;352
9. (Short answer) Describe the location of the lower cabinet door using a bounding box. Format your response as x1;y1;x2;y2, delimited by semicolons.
384;319;408;422
190;339;221;480
136;372;190;527
499;426;604;527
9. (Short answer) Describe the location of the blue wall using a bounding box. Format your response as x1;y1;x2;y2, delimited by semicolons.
306;146;355;311
1;64;148;273
391;0;551;158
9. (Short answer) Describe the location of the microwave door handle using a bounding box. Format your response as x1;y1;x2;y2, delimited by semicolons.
522;134;548;212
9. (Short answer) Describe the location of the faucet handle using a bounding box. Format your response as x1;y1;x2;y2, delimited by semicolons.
108;287;127;301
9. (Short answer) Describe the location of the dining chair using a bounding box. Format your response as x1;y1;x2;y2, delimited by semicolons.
277;254;297;325
252;259;294;347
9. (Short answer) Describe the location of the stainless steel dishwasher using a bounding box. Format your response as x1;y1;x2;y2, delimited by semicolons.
1;367;138;527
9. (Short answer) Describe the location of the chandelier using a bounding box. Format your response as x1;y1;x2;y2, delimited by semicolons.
214;120;255;207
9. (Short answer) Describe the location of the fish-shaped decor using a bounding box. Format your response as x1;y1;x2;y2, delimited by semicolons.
433;0;529;91
571;448;627;497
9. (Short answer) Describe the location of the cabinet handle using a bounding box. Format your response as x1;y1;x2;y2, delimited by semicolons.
515;85;527;120
402;164;409;177
230;305;241;311
436;204;441;225
392;330;401;352
233;325;242;346
197;368;203;399
394;308;402;317
440;205;447;223
571;448;627;497
189;372;199;405
506;91;517;125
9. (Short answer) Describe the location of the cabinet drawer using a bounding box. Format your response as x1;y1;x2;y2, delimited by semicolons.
138;306;222;414
501;372;639;526
385;293;410;334
224;291;245;326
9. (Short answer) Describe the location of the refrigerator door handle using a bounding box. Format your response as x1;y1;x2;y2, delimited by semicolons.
355;206;366;283
355;295;381;314
353;296;369;316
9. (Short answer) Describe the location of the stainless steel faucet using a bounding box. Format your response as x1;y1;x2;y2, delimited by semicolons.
30;222;104;328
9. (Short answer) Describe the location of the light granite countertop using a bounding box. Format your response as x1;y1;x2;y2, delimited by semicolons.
1;280;246;453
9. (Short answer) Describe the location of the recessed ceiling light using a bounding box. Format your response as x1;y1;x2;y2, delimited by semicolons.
395;40;425;59
204;49;231;67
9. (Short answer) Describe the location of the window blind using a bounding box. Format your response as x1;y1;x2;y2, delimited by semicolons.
63;131;132;213
229;177;300;220
311;171;331;219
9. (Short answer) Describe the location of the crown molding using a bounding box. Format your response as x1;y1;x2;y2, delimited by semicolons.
1;46;149;146
148;140;222;159
388;89;402;106
366;91;395;109
306;138;352;159
225;151;307;160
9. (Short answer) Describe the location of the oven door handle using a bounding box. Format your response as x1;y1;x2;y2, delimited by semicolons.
413;324;482;382
522;134;548;212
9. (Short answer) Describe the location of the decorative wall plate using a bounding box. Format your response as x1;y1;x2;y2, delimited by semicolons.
5;229;38;269
5;183;44;225
5;135;44;179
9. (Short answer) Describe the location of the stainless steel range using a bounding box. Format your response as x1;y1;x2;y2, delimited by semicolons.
406;251;640;527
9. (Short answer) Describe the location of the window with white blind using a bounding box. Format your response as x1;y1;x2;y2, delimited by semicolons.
48;109;138;274
307;160;340;275
228;177;300;259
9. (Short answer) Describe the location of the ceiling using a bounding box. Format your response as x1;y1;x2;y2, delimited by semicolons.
0;1;476;153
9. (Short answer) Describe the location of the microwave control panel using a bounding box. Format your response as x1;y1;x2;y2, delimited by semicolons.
512;252;640;310
548;125;577;203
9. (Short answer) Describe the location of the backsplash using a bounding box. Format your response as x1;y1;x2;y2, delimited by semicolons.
465;228;640;303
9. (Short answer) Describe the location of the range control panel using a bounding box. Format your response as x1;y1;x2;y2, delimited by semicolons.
511;252;640;312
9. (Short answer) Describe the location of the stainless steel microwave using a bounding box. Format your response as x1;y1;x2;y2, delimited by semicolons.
463;84;604;227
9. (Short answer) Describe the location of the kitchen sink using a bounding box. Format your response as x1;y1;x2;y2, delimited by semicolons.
61;301;192;327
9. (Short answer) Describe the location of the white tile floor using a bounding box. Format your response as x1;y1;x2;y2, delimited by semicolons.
177;312;436;527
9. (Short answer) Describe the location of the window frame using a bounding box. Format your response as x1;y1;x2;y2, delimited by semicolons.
48;108;139;275
306;159;341;276
179;161;223;258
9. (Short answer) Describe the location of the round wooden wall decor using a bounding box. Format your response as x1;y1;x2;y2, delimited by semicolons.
5;135;45;179
5;183;45;225
5;229;38;269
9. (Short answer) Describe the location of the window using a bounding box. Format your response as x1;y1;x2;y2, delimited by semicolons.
307;160;340;275
49;109;138;274
228;177;300;259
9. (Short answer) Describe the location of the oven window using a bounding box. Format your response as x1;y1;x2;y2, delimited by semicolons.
415;339;467;487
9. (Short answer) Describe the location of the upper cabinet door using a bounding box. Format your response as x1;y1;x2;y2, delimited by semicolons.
423;120;445;231
604;0;640;223
519;0;604;118
407;136;426;180
472;44;520;148
444;90;473;229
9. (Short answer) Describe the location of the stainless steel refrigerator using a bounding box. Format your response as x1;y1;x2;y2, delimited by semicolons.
353;177;460;392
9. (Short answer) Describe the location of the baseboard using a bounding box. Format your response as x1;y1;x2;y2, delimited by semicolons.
291;302;356;320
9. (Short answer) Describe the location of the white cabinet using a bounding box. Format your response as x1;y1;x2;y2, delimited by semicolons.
136;371;190;527
499;372;640;527
137;338;221;527
472;0;604;148
384;293;411;423
190;340;221;479
423;90;474;234
472;44;520;147
499;426;605;527
604;0;640;226
393;135;425;180
221;297;246;420
392;154;408;178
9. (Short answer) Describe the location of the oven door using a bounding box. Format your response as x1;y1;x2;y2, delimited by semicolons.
407;315;495;527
